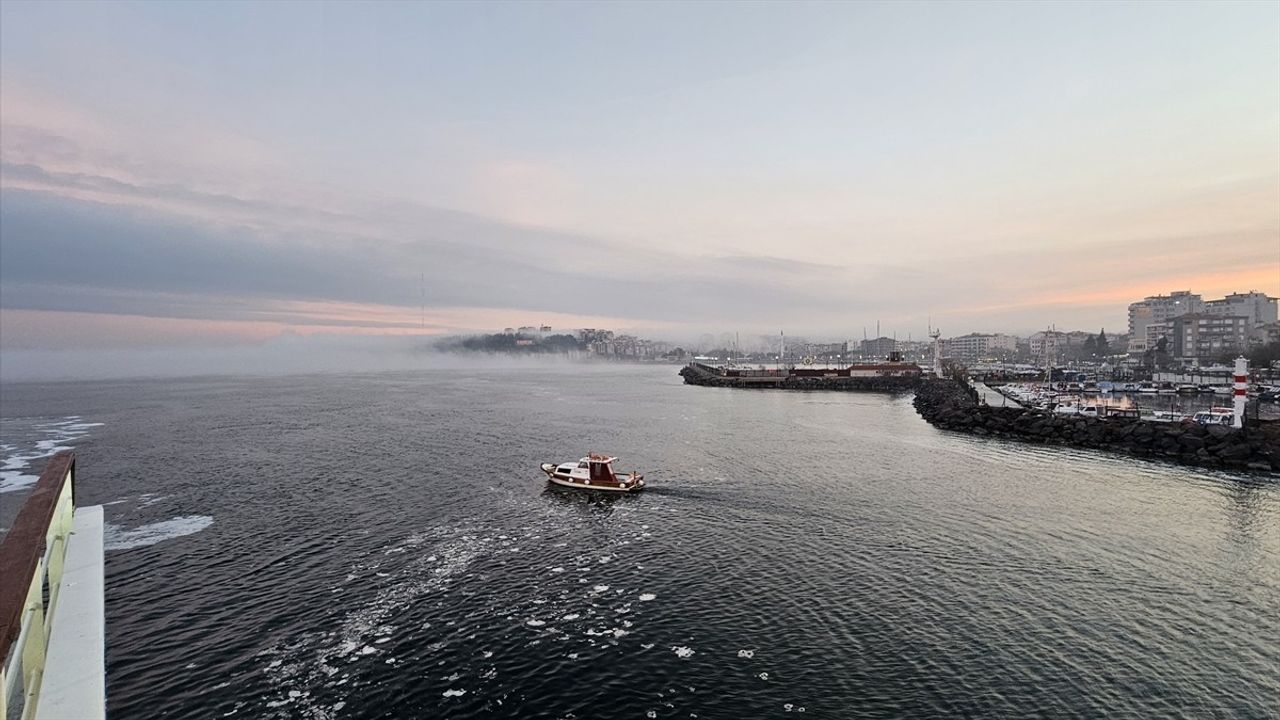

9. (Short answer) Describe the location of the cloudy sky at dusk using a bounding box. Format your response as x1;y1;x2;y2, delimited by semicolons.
2;1;1277;364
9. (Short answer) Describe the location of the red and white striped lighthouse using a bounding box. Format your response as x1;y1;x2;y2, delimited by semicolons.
1232;356;1248;429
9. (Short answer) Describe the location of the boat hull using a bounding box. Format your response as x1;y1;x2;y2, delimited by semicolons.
547;474;645;492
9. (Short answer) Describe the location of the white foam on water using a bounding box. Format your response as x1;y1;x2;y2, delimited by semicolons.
672;646;695;659
1;417;102;492
526;619;546;627
2;455;31;471
592;585;610;593
639;593;657;601
561;613;580;621
0;471;39;494
442;689;466;698
104;515;214;551
136;493;167;509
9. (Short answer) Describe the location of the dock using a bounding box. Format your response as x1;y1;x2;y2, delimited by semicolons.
680;361;923;391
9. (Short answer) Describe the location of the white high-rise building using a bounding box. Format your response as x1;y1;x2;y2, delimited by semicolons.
1204;292;1278;328
1029;330;1067;359
1127;291;1202;352
943;333;1018;361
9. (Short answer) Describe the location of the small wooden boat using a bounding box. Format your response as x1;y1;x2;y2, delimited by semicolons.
540;453;645;493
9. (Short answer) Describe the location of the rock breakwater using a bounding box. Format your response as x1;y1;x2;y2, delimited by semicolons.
913;379;1280;473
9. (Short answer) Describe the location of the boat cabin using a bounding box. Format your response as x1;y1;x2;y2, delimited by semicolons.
553;455;625;483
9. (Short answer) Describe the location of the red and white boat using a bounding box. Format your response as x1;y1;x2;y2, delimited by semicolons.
540;454;646;492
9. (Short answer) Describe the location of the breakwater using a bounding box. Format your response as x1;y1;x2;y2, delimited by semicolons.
679;363;921;392
914;379;1280;473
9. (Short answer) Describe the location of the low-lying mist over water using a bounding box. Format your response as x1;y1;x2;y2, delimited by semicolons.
0;334;612;383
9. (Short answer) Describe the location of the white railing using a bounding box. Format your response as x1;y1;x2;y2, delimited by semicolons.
0;452;104;720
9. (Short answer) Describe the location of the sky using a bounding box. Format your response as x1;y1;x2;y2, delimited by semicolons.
1;0;1278;370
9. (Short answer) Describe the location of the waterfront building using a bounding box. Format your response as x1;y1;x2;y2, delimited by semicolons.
1204;291;1278;328
1127;291;1202;352
1252;321;1280;347
859;336;897;358
1145;322;1172;352
1170;313;1250;363
1029;330;1068;358
587;334;671;359
794;341;849;358
845;363;923;377
892;340;933;362
943;333;1018;362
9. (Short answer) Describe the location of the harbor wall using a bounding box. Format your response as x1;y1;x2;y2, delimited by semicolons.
913;379;1280;473
679;363;920;392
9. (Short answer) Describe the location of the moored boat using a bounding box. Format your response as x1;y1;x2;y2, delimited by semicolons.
540;453;646;492
1192;408;1234;426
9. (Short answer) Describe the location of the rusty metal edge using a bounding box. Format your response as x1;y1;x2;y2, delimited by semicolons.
0;451;75;667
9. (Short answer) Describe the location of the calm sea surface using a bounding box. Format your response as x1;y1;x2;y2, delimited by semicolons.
2;364;1277;719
